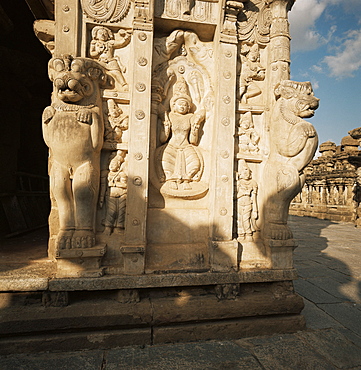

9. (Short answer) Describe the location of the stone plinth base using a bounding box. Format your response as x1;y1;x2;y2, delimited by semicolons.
0;280;305;354
56;244;107;278
265;239;297;269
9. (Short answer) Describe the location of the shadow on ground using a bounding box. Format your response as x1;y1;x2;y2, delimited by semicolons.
289;215;361;343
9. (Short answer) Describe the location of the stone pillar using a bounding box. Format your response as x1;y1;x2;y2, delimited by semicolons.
122;0;154;274
269;0;291;89
338;184;344;205
321;185;327;204
209;3;239;272
54;0;81;56
346;184;354;206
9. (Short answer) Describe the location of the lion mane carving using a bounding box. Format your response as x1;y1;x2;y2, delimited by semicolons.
42;55;112;251
263;80;319;240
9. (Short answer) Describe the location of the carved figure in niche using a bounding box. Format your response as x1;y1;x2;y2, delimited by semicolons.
239;43;265;103
104;99;128;143
236;160;259;241
238;112;260;154
100;150;128;235
90;26;131;92
42;56;111;250
156;77;205;191
264;80;319;240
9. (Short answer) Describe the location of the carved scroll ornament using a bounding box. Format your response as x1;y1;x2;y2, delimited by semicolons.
81;0;131;23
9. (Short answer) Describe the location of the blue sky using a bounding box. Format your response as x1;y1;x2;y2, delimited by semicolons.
289;0;361;150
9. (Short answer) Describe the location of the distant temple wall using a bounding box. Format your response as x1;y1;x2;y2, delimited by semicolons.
290;135;361;225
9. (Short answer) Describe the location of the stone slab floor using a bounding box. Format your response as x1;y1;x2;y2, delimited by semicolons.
0;215;361;369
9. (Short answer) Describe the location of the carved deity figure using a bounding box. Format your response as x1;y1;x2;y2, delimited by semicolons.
238;112;260;154
101;150;128;235
156;77;205;190
239;43;265;103
264;80;319;240
236;160;258;241
42;56;110;250
104;99;128;143
89;26;131;91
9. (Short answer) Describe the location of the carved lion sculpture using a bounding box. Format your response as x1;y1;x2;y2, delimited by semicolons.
263;80;319;240
42;55;111;250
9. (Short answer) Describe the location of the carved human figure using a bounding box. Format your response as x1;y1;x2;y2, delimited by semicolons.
89;26;131;91
104;99;128;143
239;43;265;103
101;150;128;235
263;80;319;240
42;56;110;250
236;160;258;241
238;112;260;154
156;77;205;190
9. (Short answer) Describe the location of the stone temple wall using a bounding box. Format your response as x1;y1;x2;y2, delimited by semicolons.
290;136;361;225
14;0;322;344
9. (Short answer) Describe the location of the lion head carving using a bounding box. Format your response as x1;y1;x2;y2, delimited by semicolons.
48;55;113;105
275;80;319;121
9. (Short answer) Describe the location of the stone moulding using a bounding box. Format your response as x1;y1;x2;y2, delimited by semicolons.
0;268;298;292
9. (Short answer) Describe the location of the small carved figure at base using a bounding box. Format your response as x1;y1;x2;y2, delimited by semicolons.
236;160;259;241
104;99;129;143
239;43;265;103
238;112;260;154
101;150;128;235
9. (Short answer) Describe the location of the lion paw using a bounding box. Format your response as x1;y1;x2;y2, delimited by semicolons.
56;229;74;250
265;223;293;240
77;109;92;124
71;230;96;248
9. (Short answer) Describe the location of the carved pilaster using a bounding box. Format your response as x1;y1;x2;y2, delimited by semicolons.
269;0;292;88
123;8;154;272
54;0;81;56
133;0;154;31
209;37;238;269
221;0;247;44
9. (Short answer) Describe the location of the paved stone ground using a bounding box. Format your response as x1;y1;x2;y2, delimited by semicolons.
0;215;360;369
